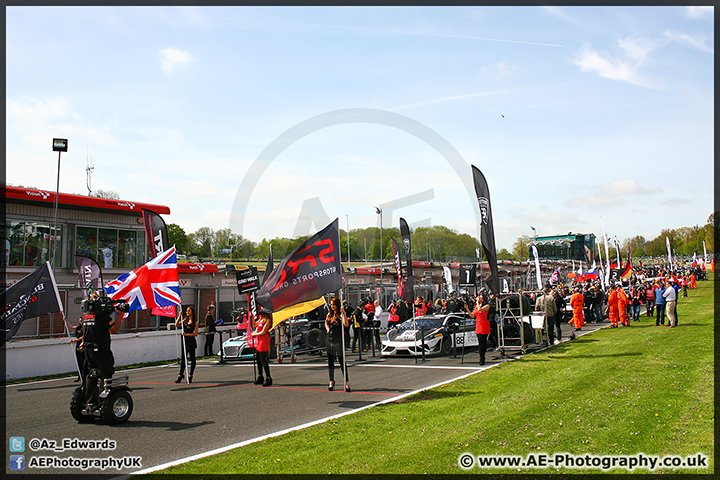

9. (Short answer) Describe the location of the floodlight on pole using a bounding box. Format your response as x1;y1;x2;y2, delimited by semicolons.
51;138;68;268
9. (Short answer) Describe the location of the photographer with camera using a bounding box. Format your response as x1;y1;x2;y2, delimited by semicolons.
80;293;127;412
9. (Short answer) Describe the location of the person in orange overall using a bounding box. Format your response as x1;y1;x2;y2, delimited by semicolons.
617;285;630;327
569;287;585;331
606;285;619;328
689;273;697;289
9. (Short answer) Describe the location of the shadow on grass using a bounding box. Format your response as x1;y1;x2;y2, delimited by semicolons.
386;389;481;404
541;351;643;360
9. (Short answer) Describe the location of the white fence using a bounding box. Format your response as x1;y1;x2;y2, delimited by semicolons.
3;330;218;381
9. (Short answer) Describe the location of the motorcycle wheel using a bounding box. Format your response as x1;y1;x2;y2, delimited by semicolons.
100;390;133;425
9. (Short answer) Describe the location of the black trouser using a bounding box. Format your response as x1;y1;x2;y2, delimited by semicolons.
75;346;87;380
545;314;557;343
351;325;363;351
373;320;381;346
655;303;666;325
84;345;115;404
327;350;348;382
477;333;488;363
204;333;215;356
255;350;271;378
179;336;197;377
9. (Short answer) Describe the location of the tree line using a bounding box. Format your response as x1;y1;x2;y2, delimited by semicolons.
168;212;716;263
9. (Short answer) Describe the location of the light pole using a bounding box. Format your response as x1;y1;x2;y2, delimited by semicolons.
345;214;350;268
375;206;383;300
51;138;68;268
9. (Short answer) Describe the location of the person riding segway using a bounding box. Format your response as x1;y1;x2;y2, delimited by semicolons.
70;292;133;425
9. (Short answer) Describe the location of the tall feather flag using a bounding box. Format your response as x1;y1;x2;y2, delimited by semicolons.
666;237;673;271
104;246;181;314
600;217;611;287
531;245;542;289
471;165;499;296
256;219;342;329
0;262;64;347
142;209;169;258
392;238;407;298
75;255;104;298
399;217;414;302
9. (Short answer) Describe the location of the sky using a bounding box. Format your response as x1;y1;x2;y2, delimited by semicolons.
5;6;715;252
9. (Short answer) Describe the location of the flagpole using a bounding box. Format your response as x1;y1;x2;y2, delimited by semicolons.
600;217;611;287
177;310;189;384
47;261;82;380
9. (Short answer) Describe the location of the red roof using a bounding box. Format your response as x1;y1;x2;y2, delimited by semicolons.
2;186;170;215
178;263;219;274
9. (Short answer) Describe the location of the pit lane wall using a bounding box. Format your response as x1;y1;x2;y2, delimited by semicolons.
3;330;212;381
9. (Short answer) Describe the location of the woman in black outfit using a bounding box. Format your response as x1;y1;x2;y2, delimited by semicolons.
175;306;198;383
325;297;351;392
203;304;216;356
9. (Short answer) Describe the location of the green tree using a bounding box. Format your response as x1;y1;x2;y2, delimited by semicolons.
497;248;516;261
166;223;189;253
188;227;214;258
512;235;531;260
92;189;121;199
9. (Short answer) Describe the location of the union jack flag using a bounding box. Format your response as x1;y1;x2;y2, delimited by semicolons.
549;267;560;285
104;246;180;313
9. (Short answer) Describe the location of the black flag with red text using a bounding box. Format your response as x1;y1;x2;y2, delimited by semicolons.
1;262;63;347
256;219;342;314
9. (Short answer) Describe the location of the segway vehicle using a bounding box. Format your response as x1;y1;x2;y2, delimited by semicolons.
70;295;133;425
71;374;133;425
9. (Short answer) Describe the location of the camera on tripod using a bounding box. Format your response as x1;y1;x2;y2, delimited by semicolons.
81;296;130;314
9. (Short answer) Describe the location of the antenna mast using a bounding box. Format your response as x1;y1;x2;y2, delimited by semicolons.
86;145;94;196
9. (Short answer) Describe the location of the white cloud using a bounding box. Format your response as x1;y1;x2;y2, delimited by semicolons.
159;47;194;75
685;6;713;20
562;179;655;208
664;30;714;54
573;37;662;87
478;61;525;81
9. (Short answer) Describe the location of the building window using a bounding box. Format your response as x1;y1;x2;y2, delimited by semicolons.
75;225;145;269
1;220;62;267
98;228;118;269
118;230;137;269
76;226;99;264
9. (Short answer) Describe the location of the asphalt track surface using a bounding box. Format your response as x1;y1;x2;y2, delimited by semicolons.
5;321;607;476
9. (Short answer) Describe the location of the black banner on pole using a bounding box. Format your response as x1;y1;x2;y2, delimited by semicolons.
399;217;414;302
236;266;260;295
142;209;169;258
459;264;476;287
471;165;500;296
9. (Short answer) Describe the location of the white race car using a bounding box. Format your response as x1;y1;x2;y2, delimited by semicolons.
381;314;479;357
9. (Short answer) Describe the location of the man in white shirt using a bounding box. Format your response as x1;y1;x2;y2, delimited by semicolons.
373;300;384;346
663;281;677;328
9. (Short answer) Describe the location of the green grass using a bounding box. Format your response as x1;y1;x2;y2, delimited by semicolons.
157;281;715;475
